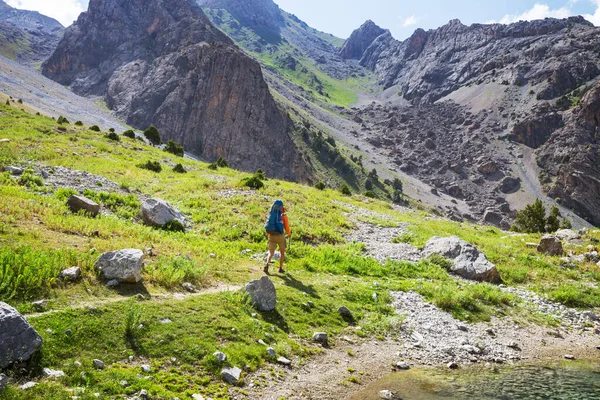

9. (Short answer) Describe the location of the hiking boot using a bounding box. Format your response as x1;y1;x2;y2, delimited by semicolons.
263;265;269;274
278;268;286;274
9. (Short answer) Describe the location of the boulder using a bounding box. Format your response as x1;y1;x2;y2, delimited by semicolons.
422;236;501;283
0;302;43;369
4;166;23;176
477;161;498;175
0;373;9;390
221;366;242;384
379;390;401;400
95;249;145;283
140;198;186;228
42;368;65;378
499;177;521;194
338;306;354;321
244;276;276;311
554;229;580;241
67;195;100;217
537;235;564;256
92;359;105;370
59;266;82;282
213;351;227;363
312;332;328;345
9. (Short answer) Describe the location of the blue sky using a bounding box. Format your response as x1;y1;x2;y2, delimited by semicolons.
6;0;600;39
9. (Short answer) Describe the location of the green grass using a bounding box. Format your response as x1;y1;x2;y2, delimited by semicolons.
0;104;599;397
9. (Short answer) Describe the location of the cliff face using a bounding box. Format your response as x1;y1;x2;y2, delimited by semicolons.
196;0;284;31
0;0;63;64
339;20;387;60
42;0;308;181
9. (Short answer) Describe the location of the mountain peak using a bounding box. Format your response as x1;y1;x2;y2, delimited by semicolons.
340;19;387;60
198;0;284;30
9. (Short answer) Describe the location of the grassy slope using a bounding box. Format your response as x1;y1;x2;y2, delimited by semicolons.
0;104;599;398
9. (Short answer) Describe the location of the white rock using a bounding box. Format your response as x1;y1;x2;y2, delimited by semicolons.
95;249;145;283
42;368;65;378
20;381;38;390
140;198;186;228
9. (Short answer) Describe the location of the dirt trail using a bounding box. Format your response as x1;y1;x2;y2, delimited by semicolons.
25;284;242;319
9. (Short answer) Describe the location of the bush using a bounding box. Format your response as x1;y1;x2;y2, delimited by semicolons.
137;161;162;173
392;190;403;204
57;116;69;124
164;140;184;157
123;130;135;139
75;121;84;126
315;182;326;190
368;169;379;181
18;169;44;189
4;99;9;106
173;163;187;173
242;174;264;189
164;220;185;233
109;128;115;133
365;179;373;191
89;125;101;132
255;169;266;180
105;132;120;141
364;190;376;198
82;189;140;219
208;163;218;171
392;178;403;192
512;199;571;233
339;183;351;196
216;157;229;168
144;125;162;145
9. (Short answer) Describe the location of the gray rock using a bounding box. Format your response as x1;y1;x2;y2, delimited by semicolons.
42;368;65;378
277;356;291;366
379;389;401;400
182;282;196;293
74;361;82;368
555;229;581;241
192;395;205;400
312;332;328;345
583;311;599;321
5;166;23;176
0;302;43;369
457;324;468;332
266;347;276;358
537;235;564;256
499;177;521;194
20;381;37;390
463;345;481;354
422;236;501;283
338;306;354;321
67;195;100;217
59;266;82;281
141;364;151;373
31;300;47;311
340;20;387;60
0;373;10;390
221;366;242;384
395;361;410;370
106;279;120;287
213;351;227;363
447;362;459;369
95;249;145;283
92;359;105;370
139;389;149;398
140;198;186;228
245;276;276;311
564;354;575;360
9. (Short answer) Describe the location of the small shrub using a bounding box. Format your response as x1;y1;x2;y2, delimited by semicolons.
392;233;415;244
18;169;44;189
364;190;376;198
164;140;184;157
392;178;403;192
4;99;9;106
315;182;326;190
339;183;351;196
123;130;135;139
57;116;69;124
208;163;218;170
137;161;162;173
89;125;101;132
75;121;84;126
255;169;266;180
109;128;115;133
124;299;143;339
17;99;23;104
365;179;373;190
105;132;120;141
216;157;229;168
143;125;162;145
173;163;187;173
512;199;571;233
242;175;264;190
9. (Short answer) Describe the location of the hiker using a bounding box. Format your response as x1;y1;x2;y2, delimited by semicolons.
264;199;291;274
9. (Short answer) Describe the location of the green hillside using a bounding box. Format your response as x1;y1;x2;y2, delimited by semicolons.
0;103;599;398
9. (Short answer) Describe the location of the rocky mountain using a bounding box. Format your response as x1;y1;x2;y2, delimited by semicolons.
42;0;309;182
0;0;63;64
339;20;387;60
198;0;284;31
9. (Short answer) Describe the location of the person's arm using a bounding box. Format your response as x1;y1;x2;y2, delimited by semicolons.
282;214;291;235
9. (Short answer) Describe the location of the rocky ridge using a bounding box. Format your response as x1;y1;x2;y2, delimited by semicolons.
42;0;309;182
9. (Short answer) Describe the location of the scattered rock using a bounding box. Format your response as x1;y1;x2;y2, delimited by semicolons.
0;302;43;369
213;351;227;363
4;166;23;176
182;282;195;293
379;389;402;399
64;329;72;336
74;361;82;368
31;300;47;311
537;235;564;256
447;362;459;369
0;138;10;143
106;279;120;287
457;324;468;332
395;361;410;370
564;354;575;360
192;395;205;400
140;198;186;228
312;332;328;345
422;236;501;283
582;311;599;321
92;359;105;370
554;229;581;241
266;347;276;358
499;177;521;194
42;368;65;378
277;356;291;366
141;364;151;373
221;366;242;384
507;341;521;350
338;306;354;321
67;195;100;217
245;276;276;311
0;373;9;390
159;318;172;324
95;249;145;283
20;381;37;390
59;266;82;282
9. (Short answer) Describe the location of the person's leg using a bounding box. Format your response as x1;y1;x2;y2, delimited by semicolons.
265;237;276;273
278;235;286;272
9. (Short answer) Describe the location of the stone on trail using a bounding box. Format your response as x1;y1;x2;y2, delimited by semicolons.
422;236;501;283
95;249;145;283
67;195;100;217
59;266;82;282
0;302;43;369
312;332;328;345
221;366;242;384
42;368;65;378
395;361;410;370
245;276;276;311
277;356;292;366
140;198;186;228
182;282;196;293
537;235;564;256
92;359;105;370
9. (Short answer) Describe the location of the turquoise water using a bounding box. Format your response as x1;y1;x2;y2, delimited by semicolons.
350;361;600;400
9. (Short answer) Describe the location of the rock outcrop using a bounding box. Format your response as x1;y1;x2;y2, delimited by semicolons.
67;195;100;217
0;302;43;369
0;0;64;64
245;276;276;311
340;20;387;60
422;236;501;283
95;249;145;283
140;199;186;228
42;0;308;181
197;0;284;31
537;235;564;256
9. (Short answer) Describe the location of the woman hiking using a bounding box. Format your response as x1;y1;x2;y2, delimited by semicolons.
264;200;291;274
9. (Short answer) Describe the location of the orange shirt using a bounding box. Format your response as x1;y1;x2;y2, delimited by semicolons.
282;214;291;235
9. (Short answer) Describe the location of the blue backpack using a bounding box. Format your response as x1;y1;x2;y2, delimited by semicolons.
265;200;284;234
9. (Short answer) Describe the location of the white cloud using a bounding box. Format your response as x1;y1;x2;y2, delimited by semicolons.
401;15;418;27
6;0;84;27
584;0;600;25
494;3;571;24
